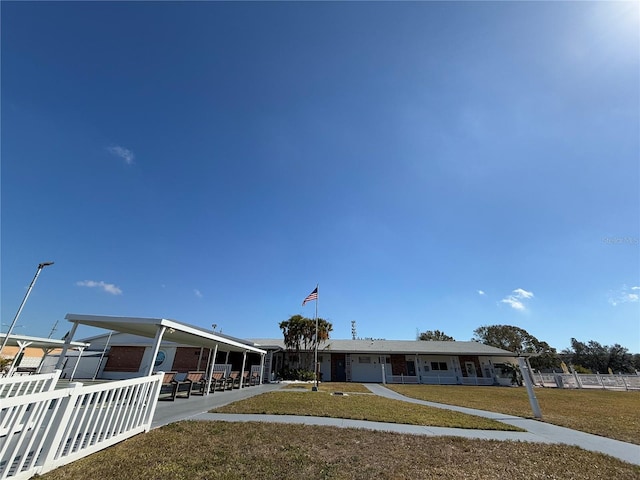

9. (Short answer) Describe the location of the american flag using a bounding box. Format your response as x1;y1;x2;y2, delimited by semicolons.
302;287;318;306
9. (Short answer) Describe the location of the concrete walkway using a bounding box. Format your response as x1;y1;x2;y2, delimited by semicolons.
154;383;640;466
364;384;640;466
151;383;283;429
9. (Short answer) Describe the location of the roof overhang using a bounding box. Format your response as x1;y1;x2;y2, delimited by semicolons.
64;314;266;355
0;333;90;350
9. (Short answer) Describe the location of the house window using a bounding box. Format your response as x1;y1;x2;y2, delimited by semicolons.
358;356;371;364
430;362;448;371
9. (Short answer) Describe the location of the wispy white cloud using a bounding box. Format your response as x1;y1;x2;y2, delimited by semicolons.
500;288;534;311
76;280;122;295
194;289;203;298
512;288;534;299
107;145;135;165
609;285;640;306
477;290;486;296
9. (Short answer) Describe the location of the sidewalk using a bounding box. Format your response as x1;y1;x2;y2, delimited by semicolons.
151;383;283;429
155;383;640;466
364;384;640;466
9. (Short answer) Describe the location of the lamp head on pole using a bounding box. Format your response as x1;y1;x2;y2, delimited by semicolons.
38;262;54;269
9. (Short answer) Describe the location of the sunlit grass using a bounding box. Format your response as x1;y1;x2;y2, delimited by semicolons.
40;422;640;480
387;385;640;444
213;390;521;431
282;381;371;393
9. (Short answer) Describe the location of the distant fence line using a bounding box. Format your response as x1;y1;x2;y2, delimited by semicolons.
383;371;640;390
535;372;640;391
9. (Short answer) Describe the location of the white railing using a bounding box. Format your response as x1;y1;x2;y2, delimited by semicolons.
212;364;232;377
535;372;640;391
460;377;494;386
0;371;61;399
1;373;163;479
386;375;419;384
420;375;458;385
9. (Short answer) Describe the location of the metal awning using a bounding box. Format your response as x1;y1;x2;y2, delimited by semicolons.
58;314;267;383
0;333;89;351
64;314;266;355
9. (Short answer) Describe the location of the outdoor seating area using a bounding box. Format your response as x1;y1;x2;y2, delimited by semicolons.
157;366;263;400
158;371;191;401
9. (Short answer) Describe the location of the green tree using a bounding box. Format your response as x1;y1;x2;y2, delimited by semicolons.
561;338;635;374
631;353;640;371
418;330;455;341
0;356;12;375
472;324;559;370
279;315;332;371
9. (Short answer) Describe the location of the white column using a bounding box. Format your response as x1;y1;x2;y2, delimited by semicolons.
205;345;218;396
518;357;542;419
55;322;79;370
259;353;265;385
7;341;32;376
239;351;247;388
69;347;85;381
146;326;167;376
36;348;53;373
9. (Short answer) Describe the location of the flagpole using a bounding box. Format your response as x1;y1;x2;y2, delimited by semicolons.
314;283;319;391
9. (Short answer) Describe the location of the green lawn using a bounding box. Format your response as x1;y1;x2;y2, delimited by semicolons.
40;422;640;480
387;384;640;444
282;381;372;393
213;390;522;431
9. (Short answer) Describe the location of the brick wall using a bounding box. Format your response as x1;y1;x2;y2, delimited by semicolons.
172;347;209;372
104;346;145;372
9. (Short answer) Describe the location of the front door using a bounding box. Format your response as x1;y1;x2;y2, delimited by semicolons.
407;360;416;376
465;361;477;377
332;353;346;382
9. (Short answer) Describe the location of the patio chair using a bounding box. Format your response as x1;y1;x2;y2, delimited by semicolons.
249;371;261;386
185;371;207;395
211;371;227;392
228;371;241;389
172;372;193;399
158;372;180;401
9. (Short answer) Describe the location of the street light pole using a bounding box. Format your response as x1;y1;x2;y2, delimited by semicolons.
0;262;54;356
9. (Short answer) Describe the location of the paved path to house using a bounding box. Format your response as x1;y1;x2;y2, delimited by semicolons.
154;383;640;466
364;384;640;466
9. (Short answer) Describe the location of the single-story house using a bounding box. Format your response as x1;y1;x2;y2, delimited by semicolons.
250;338;519;386
30;314;518;387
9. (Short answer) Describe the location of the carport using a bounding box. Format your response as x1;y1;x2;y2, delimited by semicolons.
57;314;266;394
0;333;90;377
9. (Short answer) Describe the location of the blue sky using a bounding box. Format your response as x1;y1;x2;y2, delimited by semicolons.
2;2;638;352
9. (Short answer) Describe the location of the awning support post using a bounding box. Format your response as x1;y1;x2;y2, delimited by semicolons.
54;321;79;371
146;326;167;376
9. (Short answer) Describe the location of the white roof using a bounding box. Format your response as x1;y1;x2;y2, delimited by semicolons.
65;314;266;355
0;333;90;350
249;338;516;356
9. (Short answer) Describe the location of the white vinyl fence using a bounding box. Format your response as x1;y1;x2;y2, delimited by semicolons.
386;375;419;384
0;371;61;400
535;372;640;391
1;371;163;479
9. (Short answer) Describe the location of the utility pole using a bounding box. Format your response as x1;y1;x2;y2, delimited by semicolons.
1;262;55;356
